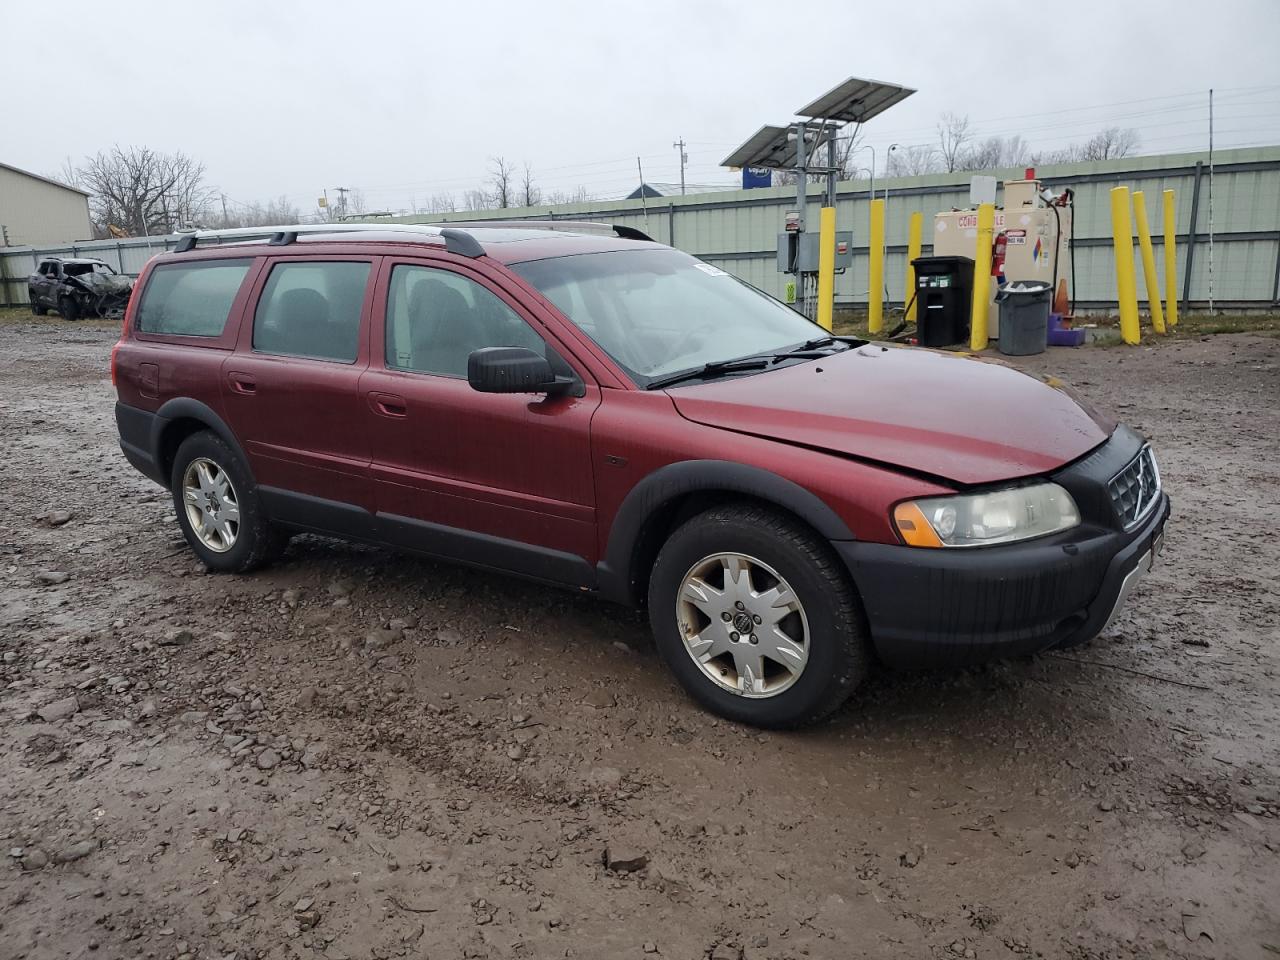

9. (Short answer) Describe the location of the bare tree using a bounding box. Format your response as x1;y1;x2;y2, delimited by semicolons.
77;146;214;236
488;156;516;208
936;112;973;173
464;189;493;211
1082;127;1141;161
214;195;302;229
885;144;938;177
1032;127;1141;165
520;163;542;208
426;192;456;214
543;186;592;205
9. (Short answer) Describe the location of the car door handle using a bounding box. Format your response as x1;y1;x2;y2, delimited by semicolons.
368;392;407;418
228;372;256;395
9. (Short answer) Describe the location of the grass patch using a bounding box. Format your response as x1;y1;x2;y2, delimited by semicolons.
0;305;118;330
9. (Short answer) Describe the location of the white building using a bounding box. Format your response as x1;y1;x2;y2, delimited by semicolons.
0;161;93;246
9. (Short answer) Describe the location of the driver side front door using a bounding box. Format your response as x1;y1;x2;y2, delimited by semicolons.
361;257;601;587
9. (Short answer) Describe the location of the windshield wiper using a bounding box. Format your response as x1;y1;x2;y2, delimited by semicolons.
645;357;771;390
766;336;858;362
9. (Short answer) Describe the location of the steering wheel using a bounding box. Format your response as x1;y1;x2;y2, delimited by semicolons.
659;321;720;368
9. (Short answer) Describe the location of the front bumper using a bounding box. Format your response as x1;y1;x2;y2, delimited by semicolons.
836;427;1170;669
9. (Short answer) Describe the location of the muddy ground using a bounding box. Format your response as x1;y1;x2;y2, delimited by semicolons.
1;317;1277;960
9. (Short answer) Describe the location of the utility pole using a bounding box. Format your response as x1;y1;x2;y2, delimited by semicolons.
334;186;350;220
673;137;688;195
1207;88;1215;312
221;193;230;226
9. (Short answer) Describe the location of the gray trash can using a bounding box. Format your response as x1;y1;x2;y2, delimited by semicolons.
996;281;1052;356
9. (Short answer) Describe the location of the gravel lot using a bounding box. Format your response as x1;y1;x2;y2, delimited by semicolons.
1;317;1278;960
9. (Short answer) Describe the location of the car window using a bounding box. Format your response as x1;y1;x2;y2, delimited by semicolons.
136;259;253;337
64;263;94;277
385;264;545;377
513;248;820;386
253;261;371;363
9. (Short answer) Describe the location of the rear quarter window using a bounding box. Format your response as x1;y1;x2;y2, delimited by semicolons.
136;259;253;337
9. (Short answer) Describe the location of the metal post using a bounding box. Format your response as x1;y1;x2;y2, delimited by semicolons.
1132;191;1165;333
1163;189;1179;326
1183;161;1203;305
1208;88;1215;312
1271;234;1280;306
793;122;808;237
794;123;809;316
817;206;836;332
969;202;995;350
1110;187;1141;345
904;211;923;322
867;199;886;334
668;203;676;248
825;125;838;208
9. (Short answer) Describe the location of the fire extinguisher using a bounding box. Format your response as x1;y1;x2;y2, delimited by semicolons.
991;230;1008;279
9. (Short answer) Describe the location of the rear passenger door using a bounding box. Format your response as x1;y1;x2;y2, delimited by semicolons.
221;257;379;533
361;258;601;586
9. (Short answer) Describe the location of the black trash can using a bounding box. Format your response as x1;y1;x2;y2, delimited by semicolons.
912;256;974;347
996;281;1053;356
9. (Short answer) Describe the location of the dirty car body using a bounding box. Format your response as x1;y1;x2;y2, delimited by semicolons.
29;257;134;319
110;224;1170;728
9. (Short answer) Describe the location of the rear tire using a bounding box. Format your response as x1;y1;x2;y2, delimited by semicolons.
169;430;289;573
57;296;81;321
647;503;871;728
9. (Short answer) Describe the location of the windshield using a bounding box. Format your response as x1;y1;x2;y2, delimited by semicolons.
512;248;822;386
63;262;116;277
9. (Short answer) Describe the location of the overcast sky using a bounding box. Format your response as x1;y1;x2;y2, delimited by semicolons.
7;0;1280;213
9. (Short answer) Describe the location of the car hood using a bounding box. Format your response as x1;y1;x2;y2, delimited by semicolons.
668;343;1115;485
68;273;133;295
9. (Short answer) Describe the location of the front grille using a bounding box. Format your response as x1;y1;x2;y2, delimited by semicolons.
1108;446;1160;529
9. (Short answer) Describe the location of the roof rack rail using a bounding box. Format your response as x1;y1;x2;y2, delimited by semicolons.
169;223;488;258
420;219;654;243
168;219;656;257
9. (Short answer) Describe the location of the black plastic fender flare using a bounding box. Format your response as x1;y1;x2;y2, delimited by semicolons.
596;459;855;605
152;398;256;485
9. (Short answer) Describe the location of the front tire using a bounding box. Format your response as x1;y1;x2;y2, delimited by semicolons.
169;431;288;572
57;296;81;321
31;297;48;316
648;503;871;728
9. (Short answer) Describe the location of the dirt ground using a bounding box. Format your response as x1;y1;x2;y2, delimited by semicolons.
1;316;1278;960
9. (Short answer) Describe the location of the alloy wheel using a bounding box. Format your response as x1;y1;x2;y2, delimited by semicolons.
675;552;809;698
181;457;240;553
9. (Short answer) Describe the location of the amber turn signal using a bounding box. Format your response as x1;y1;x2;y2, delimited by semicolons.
892;502;944;548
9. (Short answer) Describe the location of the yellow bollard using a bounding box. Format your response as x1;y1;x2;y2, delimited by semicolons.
904;211;923;323
867;199;886;335
1163;189;1179;327
1110;187;1141;344
816;206;836;332
1132;191;1166;334
969;202;994;351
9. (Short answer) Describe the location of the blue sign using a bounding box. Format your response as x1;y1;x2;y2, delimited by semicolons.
742;167;772;189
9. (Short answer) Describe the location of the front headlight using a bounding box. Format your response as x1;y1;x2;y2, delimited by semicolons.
892;482;1080;548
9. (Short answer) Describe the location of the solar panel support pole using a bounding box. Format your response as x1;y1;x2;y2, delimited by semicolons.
793;122;808;237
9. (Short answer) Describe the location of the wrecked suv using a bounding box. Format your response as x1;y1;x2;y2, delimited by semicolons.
111;222;1170;729
29;257;134;320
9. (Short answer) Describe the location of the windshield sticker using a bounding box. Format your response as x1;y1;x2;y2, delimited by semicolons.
694;263;729;277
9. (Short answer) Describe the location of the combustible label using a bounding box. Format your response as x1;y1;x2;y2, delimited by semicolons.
956;212;1008;229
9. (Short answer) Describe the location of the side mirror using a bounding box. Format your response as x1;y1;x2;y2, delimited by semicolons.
467;346;574;396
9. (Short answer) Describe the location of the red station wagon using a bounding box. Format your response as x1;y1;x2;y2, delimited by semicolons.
112;223;1169;728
